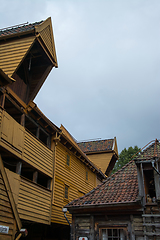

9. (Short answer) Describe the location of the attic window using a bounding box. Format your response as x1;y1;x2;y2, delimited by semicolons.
86;170;89;182
66;154;70;166
144;169;156;201
64;185;69;199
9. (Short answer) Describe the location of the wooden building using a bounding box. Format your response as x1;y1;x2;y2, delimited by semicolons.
78;138;118;176
66;139;160;240
0;18;110;239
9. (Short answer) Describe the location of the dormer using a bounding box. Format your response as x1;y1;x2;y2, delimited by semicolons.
135;139;160;206
0;17;58;104
78;137;118;176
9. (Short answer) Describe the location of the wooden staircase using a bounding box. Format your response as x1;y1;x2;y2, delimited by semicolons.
142;204;160;239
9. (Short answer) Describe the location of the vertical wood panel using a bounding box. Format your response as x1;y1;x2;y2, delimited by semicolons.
1;111;24;152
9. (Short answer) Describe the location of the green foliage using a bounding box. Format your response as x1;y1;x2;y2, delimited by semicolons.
112;146;141;174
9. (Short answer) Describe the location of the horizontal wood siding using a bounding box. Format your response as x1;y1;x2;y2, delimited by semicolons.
87;152;113;174
51;143;97;224
23;130;53;177
0;172;16;240
0;36;35;76
18;178;51;225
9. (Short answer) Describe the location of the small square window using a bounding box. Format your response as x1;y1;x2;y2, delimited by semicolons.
66;154;70;166
86;171;89;181
64;185;69;199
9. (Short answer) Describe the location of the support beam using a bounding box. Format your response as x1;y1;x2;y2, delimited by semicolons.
33;171;38;183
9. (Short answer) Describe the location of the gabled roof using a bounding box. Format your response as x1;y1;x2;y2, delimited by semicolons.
78;139;115;154
0;17;58;103
66;160;139;209
134;139;160;162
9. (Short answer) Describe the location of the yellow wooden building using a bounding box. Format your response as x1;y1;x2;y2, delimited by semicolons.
0;18;117;239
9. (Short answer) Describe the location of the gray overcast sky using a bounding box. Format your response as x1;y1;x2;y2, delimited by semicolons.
0;0;160;152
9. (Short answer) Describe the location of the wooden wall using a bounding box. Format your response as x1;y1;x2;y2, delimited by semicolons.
0;110;54;178
51;142;98;225
0;36;35;77
0;170;17;240
87;152;113;174
24;130;53;178
6;169;52;225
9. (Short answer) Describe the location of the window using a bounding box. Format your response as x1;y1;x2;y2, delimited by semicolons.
66;154;70;166
64;185;69;199
86;170;89;181
100;228;126;240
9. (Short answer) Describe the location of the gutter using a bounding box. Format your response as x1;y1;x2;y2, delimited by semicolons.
67;200;142;213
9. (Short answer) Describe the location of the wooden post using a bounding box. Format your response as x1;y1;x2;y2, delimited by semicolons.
47;179;51;190
16;162;22;175
21;114;25;126
90;215;94;240
1;93;5;108
33;171;38;183
36;127;39;139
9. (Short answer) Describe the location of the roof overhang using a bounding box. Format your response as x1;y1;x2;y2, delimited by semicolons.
67;200;142;214
0;68;15;86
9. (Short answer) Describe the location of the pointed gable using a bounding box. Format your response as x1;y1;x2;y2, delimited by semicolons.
78;138;118;176
0;17;58;104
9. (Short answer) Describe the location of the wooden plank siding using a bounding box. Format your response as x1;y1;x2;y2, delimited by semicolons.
0;172;16;240
0;36;35;77
87;152;113;175
17;178;52;225
23;130;53;177
51;143;97;224
5;168;52;225
0;110;54;177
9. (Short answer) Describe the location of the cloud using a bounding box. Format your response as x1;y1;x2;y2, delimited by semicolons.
0;0;160;152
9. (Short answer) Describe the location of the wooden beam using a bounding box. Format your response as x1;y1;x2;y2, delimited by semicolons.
33;171;38;183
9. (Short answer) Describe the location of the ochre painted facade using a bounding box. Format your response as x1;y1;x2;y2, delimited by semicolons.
0;18;115;240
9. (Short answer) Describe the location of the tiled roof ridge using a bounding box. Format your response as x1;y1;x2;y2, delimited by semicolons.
134;139;160;160
0;20;43;37
78;138;114;144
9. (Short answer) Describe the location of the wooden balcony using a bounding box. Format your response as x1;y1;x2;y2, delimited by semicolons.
0;110;54;177
6;169;52;225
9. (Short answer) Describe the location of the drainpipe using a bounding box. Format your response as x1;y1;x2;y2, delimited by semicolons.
62;208;72;240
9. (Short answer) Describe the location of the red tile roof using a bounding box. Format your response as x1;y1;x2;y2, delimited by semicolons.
78;139;114;153
66;160;139;208
134;139;160;161
0;21;43;38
